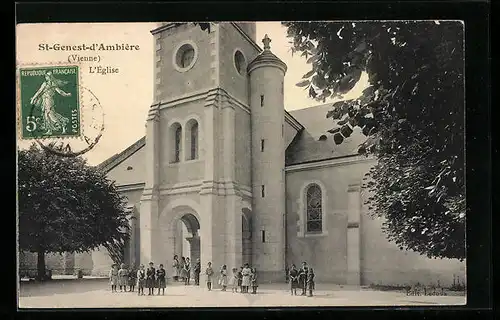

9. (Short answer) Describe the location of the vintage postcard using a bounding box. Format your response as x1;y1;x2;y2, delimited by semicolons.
16;21;466;308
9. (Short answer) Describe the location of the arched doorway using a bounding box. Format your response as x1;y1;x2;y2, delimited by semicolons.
174;213;201;265
242;208;252;266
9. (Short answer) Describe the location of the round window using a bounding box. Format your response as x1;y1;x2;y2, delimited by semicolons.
174;43;197;71
234;50;246;76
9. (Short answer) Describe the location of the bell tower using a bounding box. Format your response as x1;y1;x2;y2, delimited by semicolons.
140;22;262;273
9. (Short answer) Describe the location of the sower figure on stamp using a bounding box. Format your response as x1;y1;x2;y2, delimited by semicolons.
205;262;214;291
156;264;166;295
136;264;146;296
29;71;71;135
307;268;315;297
146;262;156;295
299;261;309;296
289;264;299;296
193;258;201;285
184;257;191;285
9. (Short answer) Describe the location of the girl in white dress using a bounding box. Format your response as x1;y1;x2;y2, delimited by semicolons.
219;265;228;291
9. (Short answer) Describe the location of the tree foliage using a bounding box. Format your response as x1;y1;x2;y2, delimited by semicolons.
18;143;130;277
283;21;465;260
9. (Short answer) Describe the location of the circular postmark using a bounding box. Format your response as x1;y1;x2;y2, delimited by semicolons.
28;85;105;157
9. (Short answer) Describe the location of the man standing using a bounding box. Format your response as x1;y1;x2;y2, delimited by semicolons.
298;261;309;296
193;258;201;285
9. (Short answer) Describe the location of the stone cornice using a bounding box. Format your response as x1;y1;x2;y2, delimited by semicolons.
285;155;376;173
117;183;146;192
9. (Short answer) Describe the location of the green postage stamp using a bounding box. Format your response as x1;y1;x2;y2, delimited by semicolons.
18;65;81;139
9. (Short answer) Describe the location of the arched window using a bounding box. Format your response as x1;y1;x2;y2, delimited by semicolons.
170;122;182;163
306;184;322;233
190;122;198;160
174;126;182;162
185;119;199;160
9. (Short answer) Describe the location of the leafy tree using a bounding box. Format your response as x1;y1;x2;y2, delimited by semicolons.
283;21;465;260
18;143;130;280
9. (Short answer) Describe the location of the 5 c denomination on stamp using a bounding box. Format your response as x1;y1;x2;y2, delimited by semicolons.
19;65;81;140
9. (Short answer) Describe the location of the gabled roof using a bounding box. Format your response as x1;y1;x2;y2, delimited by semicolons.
97;136;145;173
285;103;366;166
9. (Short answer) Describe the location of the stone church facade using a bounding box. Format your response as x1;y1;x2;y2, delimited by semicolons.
22;22;465;286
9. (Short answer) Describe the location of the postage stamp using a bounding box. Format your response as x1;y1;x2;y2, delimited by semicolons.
19;65;81;139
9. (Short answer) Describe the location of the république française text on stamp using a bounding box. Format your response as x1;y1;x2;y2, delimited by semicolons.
19;65;81;139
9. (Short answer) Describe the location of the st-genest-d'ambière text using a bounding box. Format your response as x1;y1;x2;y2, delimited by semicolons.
38;43;142;75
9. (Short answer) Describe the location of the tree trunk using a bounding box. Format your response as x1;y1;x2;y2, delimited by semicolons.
36;248;46;281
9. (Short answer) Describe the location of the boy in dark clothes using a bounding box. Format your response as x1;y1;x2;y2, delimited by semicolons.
156;264;166;295
289;264;299;296
146;262;156;295
193;258;201;285
237;267;243;293
128;266;136;292
298;262;309;296
307;268;315;297
250;268;258;294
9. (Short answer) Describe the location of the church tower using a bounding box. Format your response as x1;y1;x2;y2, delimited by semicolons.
248;35;287;281
140;22;262;273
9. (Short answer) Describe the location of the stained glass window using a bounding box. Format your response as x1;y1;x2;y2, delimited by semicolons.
306;184;322;233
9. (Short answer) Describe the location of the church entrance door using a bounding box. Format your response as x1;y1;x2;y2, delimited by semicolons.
175;213;201;266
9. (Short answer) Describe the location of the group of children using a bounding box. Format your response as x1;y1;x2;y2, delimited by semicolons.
108;262;167;296
171;255;202;286
288;262;315;297
217;263;258;294
109;260;314;297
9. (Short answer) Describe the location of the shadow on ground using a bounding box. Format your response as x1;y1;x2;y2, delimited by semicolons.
19;279;109;297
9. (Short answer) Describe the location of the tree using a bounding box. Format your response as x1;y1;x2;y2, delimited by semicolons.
18;143;130;280
283;21;465;260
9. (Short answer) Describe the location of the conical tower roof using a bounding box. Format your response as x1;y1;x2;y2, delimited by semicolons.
247;34;287;73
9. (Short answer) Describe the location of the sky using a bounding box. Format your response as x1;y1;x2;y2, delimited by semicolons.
16;22;368;165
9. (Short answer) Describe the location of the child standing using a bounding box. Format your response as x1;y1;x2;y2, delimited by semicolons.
307;268;315;297
128;266;136;292
250;268;258;294
136;264;146;296
230;268;239;293
184;258;191;285
237;267;243;293
118;263;129;292
146;262;156;295
288;264;299;296
241;264;252;293
109;264;118;293
172;255;180;282
219;265;228;291
156;264;166;295
205;262;214;291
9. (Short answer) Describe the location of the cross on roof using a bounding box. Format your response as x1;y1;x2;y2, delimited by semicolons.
262;34;271;50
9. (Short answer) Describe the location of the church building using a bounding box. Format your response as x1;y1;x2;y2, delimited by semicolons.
86;22;464;286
